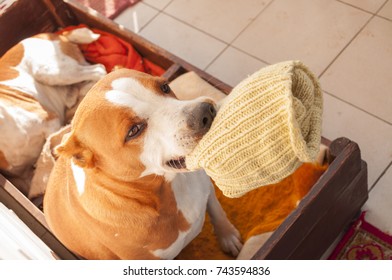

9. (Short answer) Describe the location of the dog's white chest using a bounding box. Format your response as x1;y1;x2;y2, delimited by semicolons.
152;170;211;259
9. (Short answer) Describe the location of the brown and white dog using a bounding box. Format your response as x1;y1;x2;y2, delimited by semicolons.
0;27;106;193
44;69;242;259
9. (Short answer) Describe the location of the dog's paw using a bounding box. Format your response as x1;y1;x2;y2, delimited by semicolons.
214;220;243;257
93;64;107;78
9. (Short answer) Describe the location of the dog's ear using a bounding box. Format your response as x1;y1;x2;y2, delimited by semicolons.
55;133;95;168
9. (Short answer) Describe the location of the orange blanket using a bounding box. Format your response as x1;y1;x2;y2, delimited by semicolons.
58;25;165;76
176;163;327;260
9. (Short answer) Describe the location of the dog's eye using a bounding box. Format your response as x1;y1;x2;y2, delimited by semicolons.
125;123;145;142
160;83;171;94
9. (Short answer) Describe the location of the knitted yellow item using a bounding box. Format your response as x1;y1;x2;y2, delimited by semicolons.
185;61;323;198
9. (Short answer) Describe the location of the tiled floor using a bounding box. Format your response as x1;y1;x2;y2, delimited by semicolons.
114;0;392;256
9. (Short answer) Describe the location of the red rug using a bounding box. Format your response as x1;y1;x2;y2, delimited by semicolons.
74;0;140;19
329;212;392;260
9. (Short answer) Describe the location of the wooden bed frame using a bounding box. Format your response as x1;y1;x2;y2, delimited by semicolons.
0;0;368;260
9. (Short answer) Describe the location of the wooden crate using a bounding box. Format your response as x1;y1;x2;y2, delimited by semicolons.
0;0;368;259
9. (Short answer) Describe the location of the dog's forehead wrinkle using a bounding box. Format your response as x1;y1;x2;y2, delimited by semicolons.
106;77;175;114
105;93;184;126
110;76;161;100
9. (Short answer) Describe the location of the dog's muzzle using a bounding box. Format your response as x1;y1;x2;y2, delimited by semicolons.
166;102;217;171
186;102;217;136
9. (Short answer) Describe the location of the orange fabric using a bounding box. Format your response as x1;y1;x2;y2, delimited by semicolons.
176;163;328;260
57;25;165;76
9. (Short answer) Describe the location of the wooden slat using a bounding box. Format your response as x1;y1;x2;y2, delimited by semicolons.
289;161;367;259
0;0;59;56
161;63;184;81
252;137;368;259
0;175;79;259
41;0;78;27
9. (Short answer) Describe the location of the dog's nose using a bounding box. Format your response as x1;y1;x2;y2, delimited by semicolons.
187;102;217;133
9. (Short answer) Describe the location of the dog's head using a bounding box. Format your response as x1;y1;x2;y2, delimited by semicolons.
57;69;216;180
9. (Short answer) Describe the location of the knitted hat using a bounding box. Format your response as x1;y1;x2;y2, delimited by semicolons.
185;61;323;198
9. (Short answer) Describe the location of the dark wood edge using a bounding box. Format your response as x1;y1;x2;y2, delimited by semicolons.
252;137;368;259
321;136;331;147
289;161;368;259
41;0;78;27
0;0;55;56
0;175;79;259
161;63;184;81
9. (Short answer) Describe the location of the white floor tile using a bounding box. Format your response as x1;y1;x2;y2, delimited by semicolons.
363;164;392;235
320;17;392;124
164;0;272;43
338;0;386;13
115;2;158;33
322;93;392;187
378;0;392;20
140;13;227;69
233;0;371;76
205;47;267;87
143;0;172;10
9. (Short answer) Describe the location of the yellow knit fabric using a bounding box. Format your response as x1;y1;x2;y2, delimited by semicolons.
185;61;323;198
